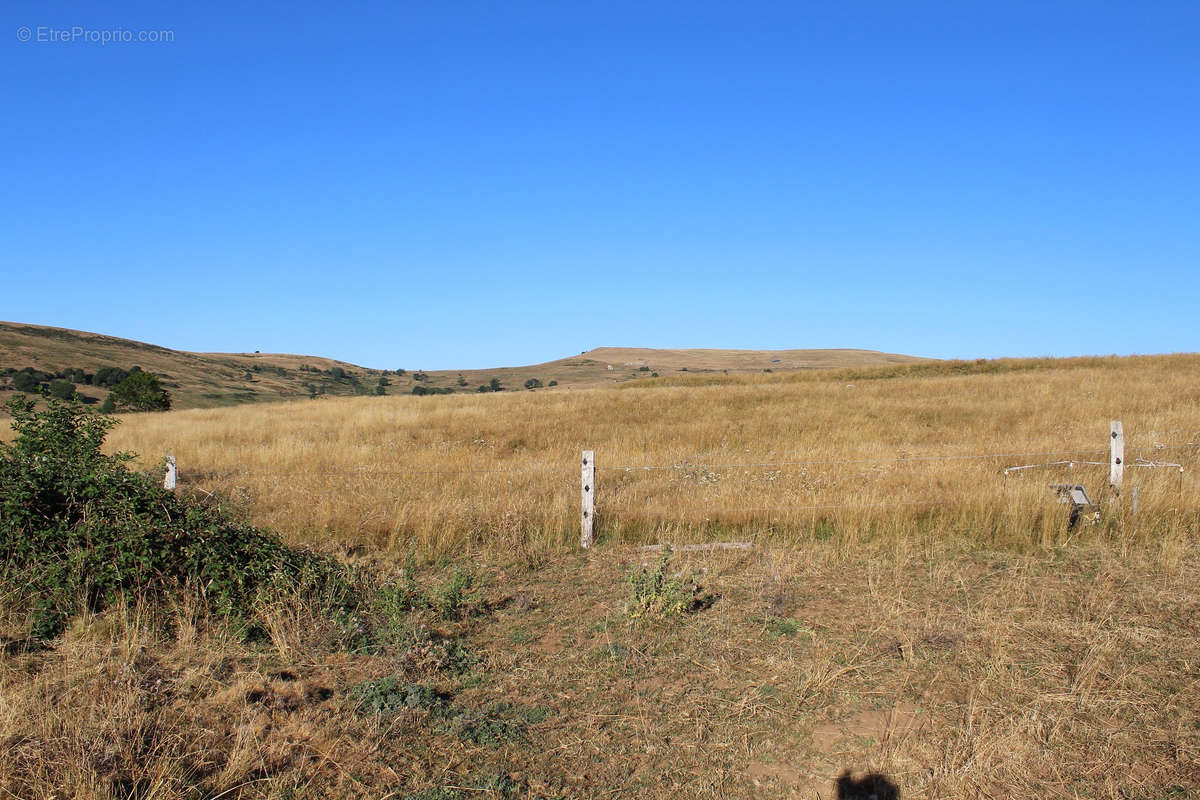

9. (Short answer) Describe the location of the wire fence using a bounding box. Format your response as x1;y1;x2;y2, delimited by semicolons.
172;441;1200;482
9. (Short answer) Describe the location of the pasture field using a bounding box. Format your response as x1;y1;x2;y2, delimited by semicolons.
106;353;1200;559
2;354;1198;799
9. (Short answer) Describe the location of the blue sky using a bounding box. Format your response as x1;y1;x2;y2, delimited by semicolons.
4;1;1198;369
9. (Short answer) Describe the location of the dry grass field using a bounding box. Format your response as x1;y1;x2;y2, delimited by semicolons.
104;353;1200;559
3;353;1198;799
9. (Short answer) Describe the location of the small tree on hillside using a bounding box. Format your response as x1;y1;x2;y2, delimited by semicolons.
47;380;76;401
94;367;130;388
109;371;171;412
12;372;39;393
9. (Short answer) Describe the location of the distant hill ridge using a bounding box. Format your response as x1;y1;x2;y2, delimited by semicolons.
0;321;927;411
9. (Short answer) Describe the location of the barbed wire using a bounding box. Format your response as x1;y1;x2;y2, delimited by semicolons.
161;443;1199;482
604;499;948;515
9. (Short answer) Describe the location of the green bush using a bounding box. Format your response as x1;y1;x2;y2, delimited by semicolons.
109;370;171;411
93;366;129;388
47;379;76;400
523;378;543;390
0;397;354;640
11;371;39;393
350;678;446;715
99;396;116;414
625;548;704;620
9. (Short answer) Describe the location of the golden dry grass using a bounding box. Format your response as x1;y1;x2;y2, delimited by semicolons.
3;353;1199;798
103;354;1200;559
2;543;1197;798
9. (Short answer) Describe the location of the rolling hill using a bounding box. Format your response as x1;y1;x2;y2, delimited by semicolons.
0;321;928;410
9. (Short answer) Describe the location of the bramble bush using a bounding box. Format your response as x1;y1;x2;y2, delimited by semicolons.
0;396;354;640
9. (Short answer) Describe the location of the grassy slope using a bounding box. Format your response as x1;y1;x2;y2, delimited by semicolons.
105;352;1200;556
0;321;926;411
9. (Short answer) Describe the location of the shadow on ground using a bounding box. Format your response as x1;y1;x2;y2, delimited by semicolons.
836;770;900;799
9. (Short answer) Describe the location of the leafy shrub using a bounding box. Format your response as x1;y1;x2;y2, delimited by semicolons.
47;379;76;400
413;385;454;396
625;548;705;619
0;397;354;640
93;366;130;388
638;366;650;371
431;567;478;619
330;367;346;380
523;378;543;390
99;396;116;414
350;677;446;715
548;380;558;386
109;370;171;411
11;371;39;392
489;378;502;392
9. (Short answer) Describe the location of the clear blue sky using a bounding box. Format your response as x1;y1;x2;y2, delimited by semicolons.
4;1;1198;369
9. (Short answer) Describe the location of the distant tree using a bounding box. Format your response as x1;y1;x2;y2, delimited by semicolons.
12;372;39;393
47;380;76;401
330;367;346;380
99;396;116;414
94;367;129;388
412;371;428;382
374;384;386;396
548;380;558;386
489;377;502;392
109;371;171;412
395;368;407;376
476;385;491;393
638;366;650;372
524;378;542;390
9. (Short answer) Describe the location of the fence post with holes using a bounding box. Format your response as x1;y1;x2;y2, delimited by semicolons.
1110;421;1124;493
581;450;595;549
164;455;177;491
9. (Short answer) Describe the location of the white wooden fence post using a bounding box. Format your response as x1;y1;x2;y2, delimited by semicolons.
581;450;595;549
1132;485;1140;517
164;455;177;491
1109;421;1124;493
